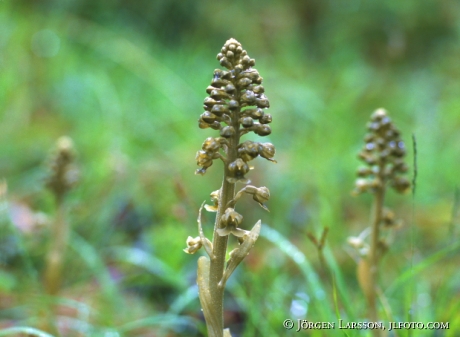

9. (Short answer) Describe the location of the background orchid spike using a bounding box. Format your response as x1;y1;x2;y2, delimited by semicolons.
186;38;275;337
45;136;79;201
352;108;410;332
42;136;80;329
353;108;410;195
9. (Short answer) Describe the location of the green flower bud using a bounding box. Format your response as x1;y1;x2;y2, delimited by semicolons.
196;150;213;168
220;126;235;138
237;78;252;88
254;124;271;136
252;186;270;204
233;64;243;75
227;158;250;183
228;100;239;110
240;70;259;81
202;137;221;153
256;97;270;108
203;97;217;108
224;84;236;94
211;76;229;87
216;208;250;238
211;104;229;117
198;118;210;129
219;57;232;69
259;143;276;162
201;111;217;124
259;114;272;124
241;91;256;104
243;108;264;120
238;141;260;162
241;117;254;128
241;55;251;65
209;121;222;130
252;85;264;94
205;85;216;94
221;208;243;228
210;89;230;100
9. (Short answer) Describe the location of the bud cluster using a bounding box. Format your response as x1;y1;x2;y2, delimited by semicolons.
195;38;275;184
354;109;410;195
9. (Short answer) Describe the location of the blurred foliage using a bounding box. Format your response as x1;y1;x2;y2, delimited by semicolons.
1;0;460;336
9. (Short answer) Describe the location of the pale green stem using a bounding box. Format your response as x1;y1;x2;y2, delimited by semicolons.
204;87;241;337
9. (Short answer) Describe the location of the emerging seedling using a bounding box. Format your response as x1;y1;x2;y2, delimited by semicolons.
184;38;275;337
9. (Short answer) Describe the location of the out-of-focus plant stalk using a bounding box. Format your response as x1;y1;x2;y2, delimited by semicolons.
351;109;410;337
43;196;67;296
41;136;79;335
368;172;384;328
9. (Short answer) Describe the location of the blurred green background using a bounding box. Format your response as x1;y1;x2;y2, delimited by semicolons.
1;0;460;336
